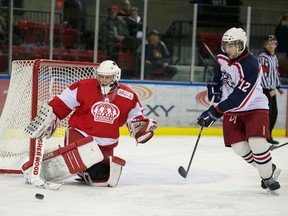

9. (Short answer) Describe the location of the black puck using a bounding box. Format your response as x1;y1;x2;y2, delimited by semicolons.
35;193;44;200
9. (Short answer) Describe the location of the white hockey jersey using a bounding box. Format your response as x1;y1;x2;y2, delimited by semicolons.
213;50;269;115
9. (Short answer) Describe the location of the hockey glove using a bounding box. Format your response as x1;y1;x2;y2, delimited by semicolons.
127;118;157;144
207;81;222;103
197;105;222;127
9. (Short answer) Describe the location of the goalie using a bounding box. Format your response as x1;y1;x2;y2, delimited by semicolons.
23;60;157;187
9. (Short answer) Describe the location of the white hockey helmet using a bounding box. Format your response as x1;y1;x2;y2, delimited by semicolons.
221;27;247;54
96;60;121;95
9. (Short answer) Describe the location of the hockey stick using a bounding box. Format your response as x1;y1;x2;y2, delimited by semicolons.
202;41;216;61
269;142;288;151
30;137;46;185
30;76;62;190
178;124;205;178
31;136;63;190
178;96;215;178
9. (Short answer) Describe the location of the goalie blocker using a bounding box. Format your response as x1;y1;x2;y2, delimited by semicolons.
24;103;59;139
22;136;126;187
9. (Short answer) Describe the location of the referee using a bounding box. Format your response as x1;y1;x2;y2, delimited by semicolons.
258;35;284;144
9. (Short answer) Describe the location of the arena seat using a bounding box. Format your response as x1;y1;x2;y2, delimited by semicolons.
12;45;33;60
16;20;47;45
62;28;79;49
117;51;136;71
198;32;222;81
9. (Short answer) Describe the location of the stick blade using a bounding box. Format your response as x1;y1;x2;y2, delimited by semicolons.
269;142;288;151
178;166;188;178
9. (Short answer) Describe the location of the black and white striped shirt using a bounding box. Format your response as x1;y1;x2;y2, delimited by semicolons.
258;51;282;90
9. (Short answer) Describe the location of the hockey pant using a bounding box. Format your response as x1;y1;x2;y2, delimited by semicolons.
64;128;126;187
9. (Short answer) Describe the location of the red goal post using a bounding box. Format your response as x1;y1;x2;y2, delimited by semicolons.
0;59;99;174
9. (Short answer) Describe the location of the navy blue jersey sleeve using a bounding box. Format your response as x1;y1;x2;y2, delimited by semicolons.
212;64;222;83
217;54;261;113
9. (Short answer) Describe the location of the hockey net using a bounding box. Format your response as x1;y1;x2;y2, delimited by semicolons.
0;59;99;174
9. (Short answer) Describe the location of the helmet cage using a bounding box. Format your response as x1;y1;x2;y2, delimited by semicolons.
96;60;121;95
97;74;118;95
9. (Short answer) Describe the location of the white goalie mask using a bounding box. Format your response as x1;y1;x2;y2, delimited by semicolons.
221;27;247;55
96;60;121;95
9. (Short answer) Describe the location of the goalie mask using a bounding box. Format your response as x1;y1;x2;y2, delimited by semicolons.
221;27;247;58
96;60;121;95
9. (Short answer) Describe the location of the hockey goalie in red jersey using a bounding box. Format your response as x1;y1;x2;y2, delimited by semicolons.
197;27;281;192
23;60;157;187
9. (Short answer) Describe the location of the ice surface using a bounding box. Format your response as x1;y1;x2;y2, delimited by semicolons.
0;136;287;216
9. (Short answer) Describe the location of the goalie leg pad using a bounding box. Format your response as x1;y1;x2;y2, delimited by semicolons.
79;156;126;187
107;156;126;187
22;136;104;182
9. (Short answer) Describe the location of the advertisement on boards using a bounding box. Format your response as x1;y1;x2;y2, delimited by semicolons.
126;82;286;129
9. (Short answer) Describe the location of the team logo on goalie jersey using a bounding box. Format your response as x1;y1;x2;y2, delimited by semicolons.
91;101;120;124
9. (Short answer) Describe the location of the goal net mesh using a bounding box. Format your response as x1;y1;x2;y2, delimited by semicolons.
0;59;98;173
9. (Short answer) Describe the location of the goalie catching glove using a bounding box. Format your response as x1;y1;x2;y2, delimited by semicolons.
24;103;59;139
127;118;157;144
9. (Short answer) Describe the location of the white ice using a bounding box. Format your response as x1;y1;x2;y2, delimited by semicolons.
0;135;288;216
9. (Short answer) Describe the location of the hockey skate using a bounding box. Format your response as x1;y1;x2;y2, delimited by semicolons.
261;164;281;191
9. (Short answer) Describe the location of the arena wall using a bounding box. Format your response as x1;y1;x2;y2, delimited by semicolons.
0;78;286;137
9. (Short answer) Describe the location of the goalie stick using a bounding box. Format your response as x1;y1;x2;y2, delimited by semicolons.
30;137;63;190
178;96;215;178
29;77;62;190
269;141;288;151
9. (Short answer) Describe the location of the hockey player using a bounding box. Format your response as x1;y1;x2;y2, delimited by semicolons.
258;35;284;145
197;27;281;192
23;60;157;187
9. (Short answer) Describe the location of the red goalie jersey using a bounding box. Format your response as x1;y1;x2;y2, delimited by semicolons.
49;78;144;149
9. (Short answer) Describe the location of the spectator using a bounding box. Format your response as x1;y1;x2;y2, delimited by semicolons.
63;0;87;48
63;0;87;33
144;30;177;79
126;7;143;48
275;14;288;57
99;5;136;60
258;35;284;145
117;0;132;18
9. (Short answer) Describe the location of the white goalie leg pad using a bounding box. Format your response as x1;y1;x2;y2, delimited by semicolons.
24;103;59;139
107;156;126;187
22;136;104;182
83;156;126;187
127;118;157;144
